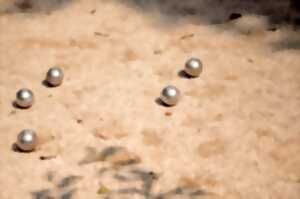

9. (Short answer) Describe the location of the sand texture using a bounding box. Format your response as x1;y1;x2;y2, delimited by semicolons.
0;0;300;199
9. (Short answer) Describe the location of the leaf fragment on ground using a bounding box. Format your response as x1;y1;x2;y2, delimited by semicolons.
97;185;111;195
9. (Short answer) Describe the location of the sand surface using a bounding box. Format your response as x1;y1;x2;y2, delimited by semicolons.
0;0;300;199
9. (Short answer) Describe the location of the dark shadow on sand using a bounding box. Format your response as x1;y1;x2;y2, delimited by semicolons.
12;101;33;109
272;37;300;50
118;0;300;51
31;189;52;199
155;97;174;107
119;0;294;25
1;0;74;15
41;80;55;88
177;70;197;79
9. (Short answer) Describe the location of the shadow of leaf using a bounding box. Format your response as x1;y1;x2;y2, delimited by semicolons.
79;146;141;166
130;169;159;198
1;0;74;14
99;146;124;161
117;187;144;195
60;189;76;199
272;37;300;50
31;189;53;199
57;175;82;189
157;186;207;199
78;147;100;165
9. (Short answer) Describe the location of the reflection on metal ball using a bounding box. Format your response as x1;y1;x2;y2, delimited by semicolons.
185;58;203;77
160;85;180;106
46;67;64;87
17;129;37;152
16;88;34;108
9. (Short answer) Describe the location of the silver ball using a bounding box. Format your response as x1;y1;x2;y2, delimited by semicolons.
46;67;64;87
16;88;34;108
17;129;37;152
160;85;180;106
185;58;203;77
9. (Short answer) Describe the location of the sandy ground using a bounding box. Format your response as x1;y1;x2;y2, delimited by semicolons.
0;0;300;199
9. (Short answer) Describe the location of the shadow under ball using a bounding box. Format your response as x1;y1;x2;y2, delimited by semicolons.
160;85;180;106
185;58;203;77
16;129;37;152
16;88;34;108
46;67;64;86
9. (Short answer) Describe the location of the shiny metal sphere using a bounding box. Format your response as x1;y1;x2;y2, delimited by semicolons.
160;85;180;106
17;129;37;152
46;67;64;86
185;58;203;77
16;88;34;108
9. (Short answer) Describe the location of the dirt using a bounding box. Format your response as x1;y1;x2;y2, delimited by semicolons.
0;0;300;199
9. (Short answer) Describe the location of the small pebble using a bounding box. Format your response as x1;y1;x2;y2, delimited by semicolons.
40;155;56;160
165;111;172;116
90;9;96;14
